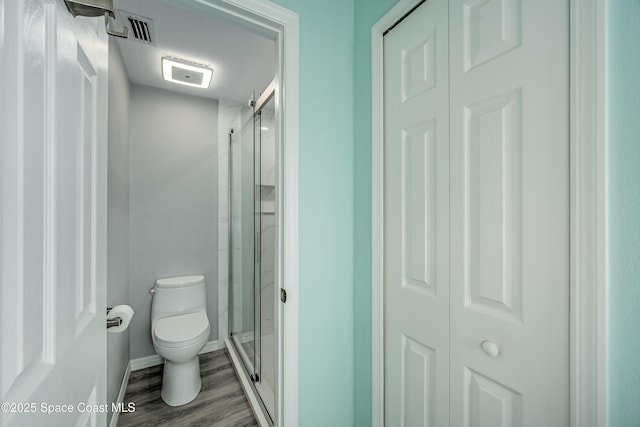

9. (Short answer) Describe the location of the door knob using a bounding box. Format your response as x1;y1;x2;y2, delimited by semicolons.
481;340;500;358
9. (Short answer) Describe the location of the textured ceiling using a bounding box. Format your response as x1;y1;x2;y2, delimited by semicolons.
112;0;276;103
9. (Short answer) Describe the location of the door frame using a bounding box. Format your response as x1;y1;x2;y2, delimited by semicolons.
172;1;299;426
370;0;607;426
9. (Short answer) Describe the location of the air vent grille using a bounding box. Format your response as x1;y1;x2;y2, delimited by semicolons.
128;17;152;42
118;10;155;45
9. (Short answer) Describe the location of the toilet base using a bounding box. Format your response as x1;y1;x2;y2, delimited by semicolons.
160;356;202;406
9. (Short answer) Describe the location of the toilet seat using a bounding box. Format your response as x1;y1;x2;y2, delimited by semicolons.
154;311;209;348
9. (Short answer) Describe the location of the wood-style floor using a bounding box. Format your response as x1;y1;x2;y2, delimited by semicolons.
117;349;258;427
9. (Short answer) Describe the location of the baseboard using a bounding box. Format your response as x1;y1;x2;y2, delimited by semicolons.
130;353;163;371
201;340;220;354
130;340;221;371
225;338;272;427
109;361;131;427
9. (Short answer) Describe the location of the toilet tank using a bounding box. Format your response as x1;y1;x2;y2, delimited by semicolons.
151;275;206;322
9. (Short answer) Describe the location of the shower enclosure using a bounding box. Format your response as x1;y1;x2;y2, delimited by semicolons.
228;84;277;421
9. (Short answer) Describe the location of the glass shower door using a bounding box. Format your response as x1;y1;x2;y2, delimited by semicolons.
229;85;276;422
254;94;276;418
253;105;262;382
230;104;257;375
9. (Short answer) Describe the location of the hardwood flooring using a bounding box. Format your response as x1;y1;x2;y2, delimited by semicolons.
117;349;258;427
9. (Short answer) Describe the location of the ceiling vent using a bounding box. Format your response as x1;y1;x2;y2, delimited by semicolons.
118;10;155;45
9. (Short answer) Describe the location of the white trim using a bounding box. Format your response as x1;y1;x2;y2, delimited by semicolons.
201;339;222;354
276;13;299;426
226;338;272;427
130;340;221;371
129;354;163;371
370;1;607;426
109;361;131;427
569;0;608;425
130;353;162;371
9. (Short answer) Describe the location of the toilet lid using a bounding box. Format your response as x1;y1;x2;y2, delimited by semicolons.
154;311;210;348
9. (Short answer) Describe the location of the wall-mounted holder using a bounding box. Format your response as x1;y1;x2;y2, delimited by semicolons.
64;0;129;39
107;317;123;329
106;305;134;333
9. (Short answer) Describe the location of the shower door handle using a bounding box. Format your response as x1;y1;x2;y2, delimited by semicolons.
255;231;260;264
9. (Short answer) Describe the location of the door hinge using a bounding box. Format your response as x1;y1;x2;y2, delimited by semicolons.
280;288;287;303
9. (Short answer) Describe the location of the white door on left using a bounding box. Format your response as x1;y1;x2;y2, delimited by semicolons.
1;0;108;426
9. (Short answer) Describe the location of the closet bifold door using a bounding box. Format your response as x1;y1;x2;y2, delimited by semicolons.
382;0;571;425
382;0;450;425
448;0;570;425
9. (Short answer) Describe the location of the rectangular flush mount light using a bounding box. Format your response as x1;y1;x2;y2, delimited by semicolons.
161;57;212;88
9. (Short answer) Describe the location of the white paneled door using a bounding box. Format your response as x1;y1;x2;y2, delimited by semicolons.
1;1;108;426
383;0;569;425
383;0;450;425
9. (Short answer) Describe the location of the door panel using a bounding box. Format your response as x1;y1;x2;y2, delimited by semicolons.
76;42;99;335
464;88;523;323
401;335;436;426
464;367;523;427
1;1;108;425
449;0;569;425
463;0;521;72
383;0;450;425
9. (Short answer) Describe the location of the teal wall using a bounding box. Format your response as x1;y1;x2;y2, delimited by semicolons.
607;1;640;426
353;1;397;426
270;1;356;425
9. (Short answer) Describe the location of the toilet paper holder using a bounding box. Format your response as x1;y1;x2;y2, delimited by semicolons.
106;305;134;333
106;307;122;329
107;317;122;329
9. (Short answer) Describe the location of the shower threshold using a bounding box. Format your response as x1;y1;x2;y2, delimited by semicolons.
225;338;274;427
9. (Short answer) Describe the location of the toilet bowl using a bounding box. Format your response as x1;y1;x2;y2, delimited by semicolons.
151;275;210;406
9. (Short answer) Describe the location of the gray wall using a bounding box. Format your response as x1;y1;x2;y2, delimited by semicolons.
129;84;219;359
106;40;130;424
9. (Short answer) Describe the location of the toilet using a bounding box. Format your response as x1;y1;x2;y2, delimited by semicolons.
151;275;210;406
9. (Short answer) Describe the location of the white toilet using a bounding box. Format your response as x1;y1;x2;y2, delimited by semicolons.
151;275;210;406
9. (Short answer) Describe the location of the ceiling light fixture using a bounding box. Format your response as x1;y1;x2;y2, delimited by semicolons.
161;56;212;89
